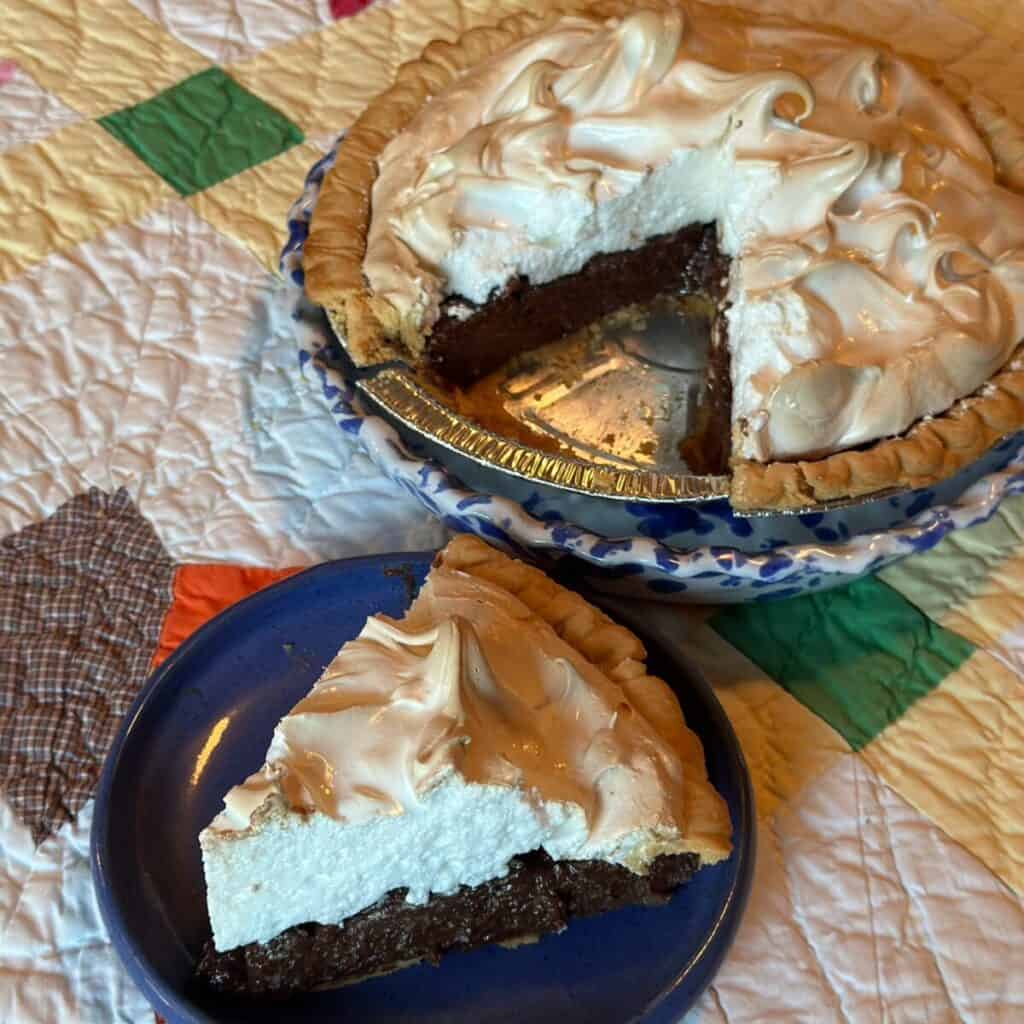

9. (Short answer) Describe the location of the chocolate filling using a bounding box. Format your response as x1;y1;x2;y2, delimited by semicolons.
426;223;728;387
196;849;699;998
677;305;733;475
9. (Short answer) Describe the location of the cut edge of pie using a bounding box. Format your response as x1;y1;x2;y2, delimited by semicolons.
302;0;1024;512
303;3;575;358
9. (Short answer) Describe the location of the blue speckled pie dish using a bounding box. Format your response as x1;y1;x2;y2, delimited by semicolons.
284;145;1024;603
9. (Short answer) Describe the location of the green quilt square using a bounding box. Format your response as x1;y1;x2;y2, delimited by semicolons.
99;68;303;196
710;577;975;751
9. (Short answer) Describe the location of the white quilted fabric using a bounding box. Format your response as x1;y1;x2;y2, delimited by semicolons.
0;61;81;156
126;0;330;64
698;755;1024;1024
0;197;443;568
0;797;151;1023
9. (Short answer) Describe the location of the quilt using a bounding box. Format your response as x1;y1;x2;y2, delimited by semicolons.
1;0;1022;1020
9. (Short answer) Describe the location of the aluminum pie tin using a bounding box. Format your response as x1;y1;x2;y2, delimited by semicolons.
327;295;738;505
326;295;921;513
322;299;1024;517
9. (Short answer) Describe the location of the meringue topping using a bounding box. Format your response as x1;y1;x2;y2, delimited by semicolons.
363;6;1024;462
212;563;690;852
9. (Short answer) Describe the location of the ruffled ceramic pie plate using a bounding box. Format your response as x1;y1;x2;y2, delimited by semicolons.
91;552;754;1023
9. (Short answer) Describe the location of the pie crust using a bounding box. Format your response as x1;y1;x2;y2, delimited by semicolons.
303;0;1024;511
732;350;1024;509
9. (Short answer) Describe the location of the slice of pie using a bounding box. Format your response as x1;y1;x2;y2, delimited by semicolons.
196;536;732;996
303;0;1024;510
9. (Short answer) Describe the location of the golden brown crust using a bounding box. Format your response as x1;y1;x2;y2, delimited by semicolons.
730;351;1024;510
435;533;646;676
435;535;733;864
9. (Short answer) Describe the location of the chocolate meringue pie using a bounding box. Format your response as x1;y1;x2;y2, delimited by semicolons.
197;536;731;995
304;0;1024;509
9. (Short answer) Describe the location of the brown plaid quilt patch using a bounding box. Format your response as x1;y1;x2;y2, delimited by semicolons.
0;488;175;844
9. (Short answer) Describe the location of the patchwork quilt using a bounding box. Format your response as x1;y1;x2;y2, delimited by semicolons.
1;0;1022;1020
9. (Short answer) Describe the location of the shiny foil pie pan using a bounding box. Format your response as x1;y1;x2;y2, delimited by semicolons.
328;294;735;501
323;302;918;516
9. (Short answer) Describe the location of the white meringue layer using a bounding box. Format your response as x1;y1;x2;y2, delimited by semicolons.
210;562;691;854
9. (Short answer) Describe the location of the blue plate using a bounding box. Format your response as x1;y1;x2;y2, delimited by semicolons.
91;552;754;1023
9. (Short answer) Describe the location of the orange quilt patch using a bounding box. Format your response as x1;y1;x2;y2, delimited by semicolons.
152;564;302;669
